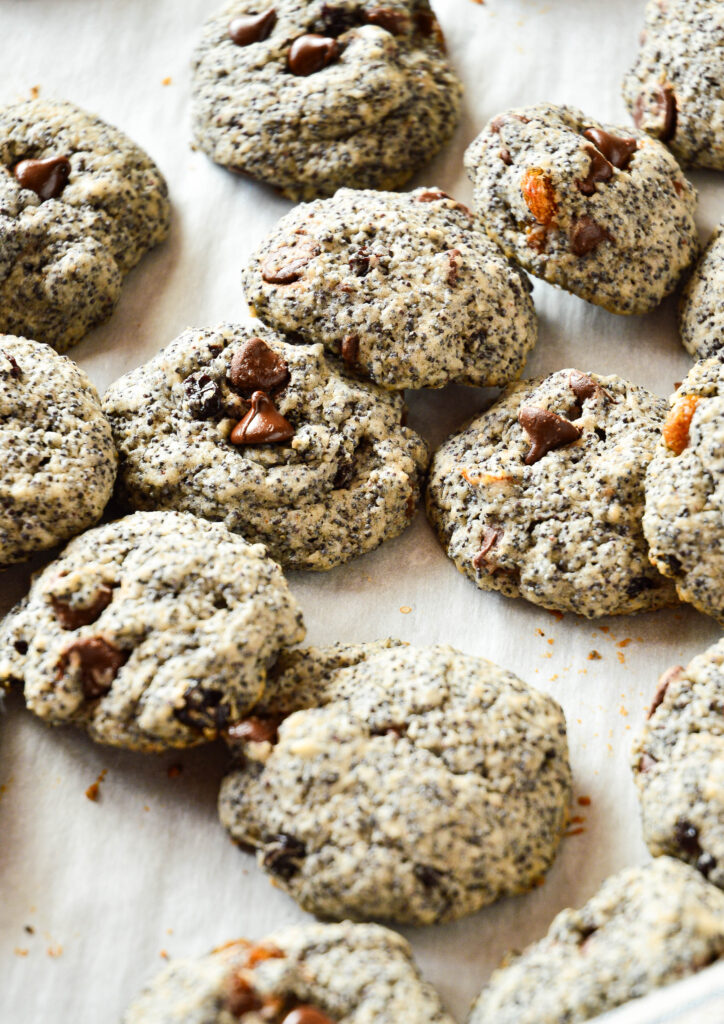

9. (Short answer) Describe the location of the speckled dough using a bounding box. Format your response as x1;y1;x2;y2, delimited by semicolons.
426;369;677;618
633;640;724;889
623;0;724;170
123;921;455;1024
467;857;724;1024
102;322;428;571
0;335;116;566
464;103;698;315
191;0;462;200
680;225;724;360
0;98;170;352
242;187;537;390
0;511;304;752
219;643;572;925
643;355;724;624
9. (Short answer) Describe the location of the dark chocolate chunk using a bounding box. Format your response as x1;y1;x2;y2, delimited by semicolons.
184;371;222;420
262;237;321;284
51;586;113;630
583;127;638;170
230;391;294;445
648;665;683;718
13;155;71;201
569;370;614;405
288;34;340;76
518;406;582;465
175;686;229;731
365;7;408;34
229;337;289;393
569;216;613;256
348;247;375;277
263;833;306;880
634;84;677;143
473;527;501;570
674;817;702;857
341;333;359;367
577;145;613;196
229;9;277;46
56;637;127;699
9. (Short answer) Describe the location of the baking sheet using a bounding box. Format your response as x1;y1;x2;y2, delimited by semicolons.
1;0;723;1020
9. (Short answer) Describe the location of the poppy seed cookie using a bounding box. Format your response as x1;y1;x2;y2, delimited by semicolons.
219;643;571;925
426;369;676;618
242;187;537;391
123;921;455;1024
643;355;724;624
191;0;462;200
102;323;428;571
467;857;724;1024
0;97;170;352
680;225;724;360
0;511;304;752
464;103;698;315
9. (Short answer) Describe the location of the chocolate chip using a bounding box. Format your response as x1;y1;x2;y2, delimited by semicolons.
638;752;658;773
446;248;462;285
51;586;113;630
634;84;677;143
697;852;717;879
13;155;71;201
175;686;229;732
282;1006;336;1024
288;34;340;76
348;247;376;277
414;9;442;46
184;371;222;420
228;337;289;394
569;370;614;405
577;145;613;196
648;665;683;718
626;575;659;599
225;976;263;1016
56;637;126;699
569;217;612;256
414;864;443;888
227;715;281;745
262;237;321;284
518;406;582;465
0;350;21;378
499;147;512;165
341;333;359;367
263;833;306;880
674;818;702;857
473;527;501;570
230;391;294;445
229;9;276;46
365;7;408;34
316;3;356;35
582;127;637;170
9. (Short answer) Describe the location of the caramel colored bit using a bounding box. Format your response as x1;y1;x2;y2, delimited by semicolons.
229;9;276;46
663;395;702;454
230;391;294;446
262;237;320;284
461;468;512;487
526;224;547;254
85;769;107;803
288;34;340;76
246;944;285;967
521;168;557;226
518;406;582;465
14;155;71;201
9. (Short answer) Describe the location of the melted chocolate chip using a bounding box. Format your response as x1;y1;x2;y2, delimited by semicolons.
316;3;357;35
648;665;683;718
414;9;442;45
634;84;677;143
225;977;263;1017
184;371;222;420
282;1007;336;1024
518;406;582;465
175;686;229;731
0;350;21;378
13;155;71;201
229;337;289;394
499;147;512;165
51;586;113;630
288;34;340;76
56;637;126;699
263;833;306;879
414;864;444;888
446;248;461;285
227;715;281;745
473;527;501;570
348;247;375;276
230;391;294;445
569;370;613;405
674;818;702;857
365;7;408;34
569;217;613;256
577;145;613;196
582;127;637;170
229;9;276;46
262;237;321;284
341;333;359;367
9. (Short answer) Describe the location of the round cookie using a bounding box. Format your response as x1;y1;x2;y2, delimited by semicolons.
426;369;677;619
242;187;537;390
219;642;572;925
0;97;170;352
467;857;724;1024
633;641;724;889
464;103;698;315
191;1;462;200
680;225;724;360
102;322;428;571
623;0;724;171
0;511;304;752
643;355;724;624
0;335;116;566
123;921;455;1024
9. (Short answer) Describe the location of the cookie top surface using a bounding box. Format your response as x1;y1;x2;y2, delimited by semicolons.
427;369;676;618
191;1;462;199
0;334;117;566
0;510;305;752
219;642;571;925
680;224;724;360
242;187;537;390
102;322;428;571
464;103;698;315
123;921;454;1024
0;98;170;351
643;355;724;624
468;856;724;1024
623;0;724;171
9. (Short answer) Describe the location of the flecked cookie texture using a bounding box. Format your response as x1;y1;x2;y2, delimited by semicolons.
623;0;724;171
219;643;571;925
467;857;724;1024
242;187;537;391
643;355;724;624
680;225;724;360
0;98;170;352
124;921;454;1024
102;323;428;571
426;369;676;618
191;1;462;200
464;103;698;315
0;511;304;752
633;640;724;889
0;335;116;566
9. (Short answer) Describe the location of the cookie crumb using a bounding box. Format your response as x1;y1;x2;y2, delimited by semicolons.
14;948;29;957
565;826;585;837
29;85;40;99
85;768;107;802
547;610;564;621
588;650;602;660
47;945;63;958
399;606;412;614
578;795;592;806
161;76;172;86
160;949;169;959
24;925;34;935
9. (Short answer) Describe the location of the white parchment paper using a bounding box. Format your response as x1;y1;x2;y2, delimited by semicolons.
1;1;723;1021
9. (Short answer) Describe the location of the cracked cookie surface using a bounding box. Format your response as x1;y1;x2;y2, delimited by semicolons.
680;225;724;360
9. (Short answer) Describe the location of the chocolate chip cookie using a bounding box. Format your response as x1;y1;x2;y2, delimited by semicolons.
242;187;537;390
0;510;304;752
123;921;454;1024
467;857;724;1024
219;642;571;925
464;103;698;315
102;323;428;571
426;369;677;618
643;355;724;624
191;1;462;200
623;0;724;170
0;98;170;352
680;224;724;360
0;335;116;566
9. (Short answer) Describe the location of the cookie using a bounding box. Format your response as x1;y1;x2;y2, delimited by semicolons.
0;98;170;352
680;225;724;360
643;355;724;624
102;323;428;571
623;0;724;170
426;369;677;618
633;641;724;888
190;1;462;200
464;103;698;315
0;335;116;566
123;921;454;1024
219;642;571;925
0;511;304;752
242;186;537;390
467;857;724;1024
